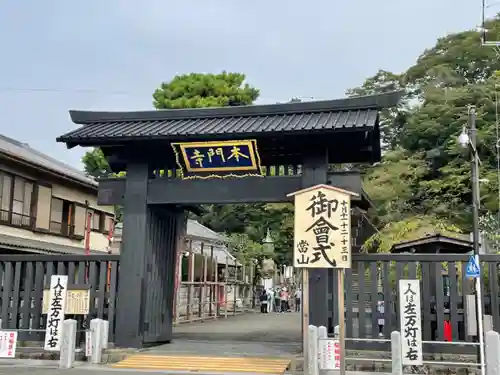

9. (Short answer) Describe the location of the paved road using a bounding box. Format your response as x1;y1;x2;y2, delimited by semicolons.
162;311;302;357
173;311;302;342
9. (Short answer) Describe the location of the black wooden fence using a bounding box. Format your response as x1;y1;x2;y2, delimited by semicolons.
0;254;119;343
1;252;500;354
329;253;500;353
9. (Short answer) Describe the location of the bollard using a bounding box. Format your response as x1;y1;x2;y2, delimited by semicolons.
391;331;402;375
334;325;339;338
485;330;500;375
101;320;109;349
308;325;319;375
59;319;77;369
90;318;104;364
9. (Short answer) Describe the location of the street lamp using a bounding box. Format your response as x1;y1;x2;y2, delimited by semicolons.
458;106;485;375
262;228;278;285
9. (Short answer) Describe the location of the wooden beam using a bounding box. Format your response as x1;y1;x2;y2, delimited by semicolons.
97;172;369;206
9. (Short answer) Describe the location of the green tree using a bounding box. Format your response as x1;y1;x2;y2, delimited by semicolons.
152;72;259;109
195;202;294;266
362;149;428;225
363;215;462;253
81;148;111;178
404;20;500;91
356;15;500;252
346;70;408;150
228;232;274;285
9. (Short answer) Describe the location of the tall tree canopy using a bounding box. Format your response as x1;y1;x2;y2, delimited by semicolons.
355;15;500;251
152;72;259;109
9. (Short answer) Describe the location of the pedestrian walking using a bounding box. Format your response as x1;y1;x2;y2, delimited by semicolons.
259;290;268;313
267;288;274;312
377;293;384;337
280;288;289;313
294;288;301;312
274;287;281;313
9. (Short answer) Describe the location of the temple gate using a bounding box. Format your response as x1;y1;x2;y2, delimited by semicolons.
56;91;401;348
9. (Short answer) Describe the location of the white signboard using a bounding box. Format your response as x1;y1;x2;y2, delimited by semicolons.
318;338;340;370
44;275;68;351
0;331;17;358
288;185;358;269
85;331;92;357
399;279;423;365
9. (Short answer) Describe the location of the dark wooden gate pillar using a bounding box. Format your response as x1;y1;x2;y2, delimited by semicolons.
114;162;150;348
302;149;329;328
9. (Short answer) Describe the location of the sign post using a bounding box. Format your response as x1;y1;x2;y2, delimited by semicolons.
0;331;17;358
287;184;358;375
465;254;485;375
44;275;68;352
399;279;423;366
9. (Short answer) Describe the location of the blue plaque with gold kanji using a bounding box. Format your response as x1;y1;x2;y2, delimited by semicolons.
171;139;264;179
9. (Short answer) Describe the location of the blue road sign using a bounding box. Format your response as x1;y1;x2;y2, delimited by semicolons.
465;255;480;278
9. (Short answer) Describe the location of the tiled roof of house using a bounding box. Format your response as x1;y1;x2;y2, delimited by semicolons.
0;233;105;255
186;219;228;243
0;134;97;188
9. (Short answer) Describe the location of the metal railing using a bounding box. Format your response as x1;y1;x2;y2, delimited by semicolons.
343;338;480;368
328;325;482;371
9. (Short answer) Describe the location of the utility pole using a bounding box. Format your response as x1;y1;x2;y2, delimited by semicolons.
465;107;486;375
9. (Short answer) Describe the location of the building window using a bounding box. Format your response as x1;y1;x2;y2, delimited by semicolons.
91;210;101;231
90;210;113;233
49;197;74;236
0;172;12;222
11;177;34;227
0;173;34;228
104;214;114;234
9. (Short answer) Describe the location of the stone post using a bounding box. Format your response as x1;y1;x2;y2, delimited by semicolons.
308;325;319;375
391;331;402;375
90;318;104;364
101;320;109;349
318;326;327;373
59;319;77;369
486;330;500;375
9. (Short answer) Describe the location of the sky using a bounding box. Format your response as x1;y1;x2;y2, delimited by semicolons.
0;0;487;169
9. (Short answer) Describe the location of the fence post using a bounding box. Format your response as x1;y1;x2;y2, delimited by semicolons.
59;319;77;369
391;331;402;375
90;318;104;364
308;325;319;375
486;330;500;375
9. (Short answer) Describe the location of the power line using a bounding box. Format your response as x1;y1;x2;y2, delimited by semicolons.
0;86;329;105
0;87;142;96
